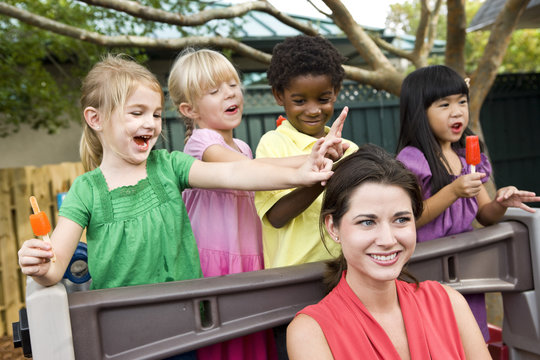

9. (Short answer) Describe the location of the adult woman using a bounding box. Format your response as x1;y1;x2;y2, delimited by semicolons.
287;144;490;359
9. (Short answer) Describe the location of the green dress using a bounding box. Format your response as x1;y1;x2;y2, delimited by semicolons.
59;149;202;290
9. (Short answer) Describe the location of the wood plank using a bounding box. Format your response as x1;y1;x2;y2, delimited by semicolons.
0;168;24;336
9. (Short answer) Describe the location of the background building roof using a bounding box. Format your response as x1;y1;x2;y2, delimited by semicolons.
468;0;540;31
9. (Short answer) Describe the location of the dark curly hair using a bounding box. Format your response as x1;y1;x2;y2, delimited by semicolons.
267;35;346;93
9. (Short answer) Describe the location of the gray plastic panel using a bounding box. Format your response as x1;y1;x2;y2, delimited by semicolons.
501;209;540;359
68;262;326;360
62;220;535;359
408;220;533;294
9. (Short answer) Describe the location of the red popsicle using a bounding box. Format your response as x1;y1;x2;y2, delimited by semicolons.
276;115;286;127
29;196;56;262
466;135;481;173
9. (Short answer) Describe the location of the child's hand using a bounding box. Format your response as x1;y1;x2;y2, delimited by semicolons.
495;186;540;213
323;107;351;161
301;137;337;186
451;173;486;198
18;239;54;277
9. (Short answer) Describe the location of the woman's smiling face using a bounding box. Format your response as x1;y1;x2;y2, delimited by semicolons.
326;182;417;287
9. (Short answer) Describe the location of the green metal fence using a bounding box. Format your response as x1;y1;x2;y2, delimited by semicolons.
480;73;540;191
157;73;540;192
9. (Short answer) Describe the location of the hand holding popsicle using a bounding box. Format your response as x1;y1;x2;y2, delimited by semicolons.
466;135;481;173
29;196;56;262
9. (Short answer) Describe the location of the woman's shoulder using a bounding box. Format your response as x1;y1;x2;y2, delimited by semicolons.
287;313;333;359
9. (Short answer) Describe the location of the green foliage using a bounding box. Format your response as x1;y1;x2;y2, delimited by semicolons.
385;1;447;39
0;0;211;137
386;0;540;74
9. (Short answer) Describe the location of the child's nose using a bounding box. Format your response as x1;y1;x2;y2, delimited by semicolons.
307;104;322;116
142;115;155;128
450;103;464;116
224;85;236;98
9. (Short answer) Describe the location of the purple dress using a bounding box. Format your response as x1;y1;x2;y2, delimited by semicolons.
183;129;277;360
397;145;492;341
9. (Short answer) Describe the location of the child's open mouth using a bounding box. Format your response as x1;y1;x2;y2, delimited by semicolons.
451;123;463;133
225;105;238;114
134;135;151;150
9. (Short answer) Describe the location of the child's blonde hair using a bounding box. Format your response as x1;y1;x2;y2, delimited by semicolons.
79;54;163;171
167;48;241;143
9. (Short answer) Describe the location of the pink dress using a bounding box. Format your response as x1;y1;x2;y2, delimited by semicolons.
182;128;277;360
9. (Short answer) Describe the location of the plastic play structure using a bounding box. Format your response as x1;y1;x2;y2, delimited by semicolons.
12;208;540;359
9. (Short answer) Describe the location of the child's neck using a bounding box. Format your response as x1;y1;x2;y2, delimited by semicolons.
99;158;148;191
440;145;462;176
205;128;239;151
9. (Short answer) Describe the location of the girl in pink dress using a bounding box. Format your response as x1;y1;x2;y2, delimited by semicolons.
168;47;275;360
168;48;348;360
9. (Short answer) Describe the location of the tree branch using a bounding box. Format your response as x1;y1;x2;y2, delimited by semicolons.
370;34;416;63
411;0;442;68
322;0;396;72
80;0;319;36
0;2;272;63
445;0;466;75
469;0;531;133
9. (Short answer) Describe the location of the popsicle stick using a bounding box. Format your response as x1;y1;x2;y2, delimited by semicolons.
43;234;56;262
30;196;40;214
470;165;476;174
29;195;56;262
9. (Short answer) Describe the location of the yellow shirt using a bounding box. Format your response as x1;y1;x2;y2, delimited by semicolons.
255;119;358;268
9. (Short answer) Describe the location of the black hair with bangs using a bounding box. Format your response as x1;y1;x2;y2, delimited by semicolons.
396;65;484;194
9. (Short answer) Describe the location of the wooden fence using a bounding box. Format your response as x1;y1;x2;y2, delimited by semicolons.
0;162;84;337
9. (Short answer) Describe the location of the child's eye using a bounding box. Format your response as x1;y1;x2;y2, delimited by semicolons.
459;99;468;105
319;98;331;103
439;103;449;108
293;99;305;105
153;113;162;119
209;89;218;95
131;111;142;116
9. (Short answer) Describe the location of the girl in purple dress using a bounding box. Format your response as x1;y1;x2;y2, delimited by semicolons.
396;65;540;341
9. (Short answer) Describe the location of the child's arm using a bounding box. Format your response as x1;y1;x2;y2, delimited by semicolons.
189;137;336;191
417;172;486;227
18;216;83;287
202;107;350;167
202;143;308;167
442;285;491;359
476;185;540;226
266;183;325;228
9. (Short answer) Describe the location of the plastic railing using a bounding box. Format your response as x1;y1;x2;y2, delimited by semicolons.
13;209;540;359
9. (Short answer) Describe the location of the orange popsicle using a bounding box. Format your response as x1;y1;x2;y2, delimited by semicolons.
29;196;56;262
466;135;481;173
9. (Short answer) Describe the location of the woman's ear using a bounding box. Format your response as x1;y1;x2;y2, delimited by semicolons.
83;107;102;131
325;215;340;243
179;103;196;120
271;88;285;106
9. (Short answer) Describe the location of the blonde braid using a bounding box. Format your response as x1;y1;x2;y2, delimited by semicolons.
184;117;195;144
